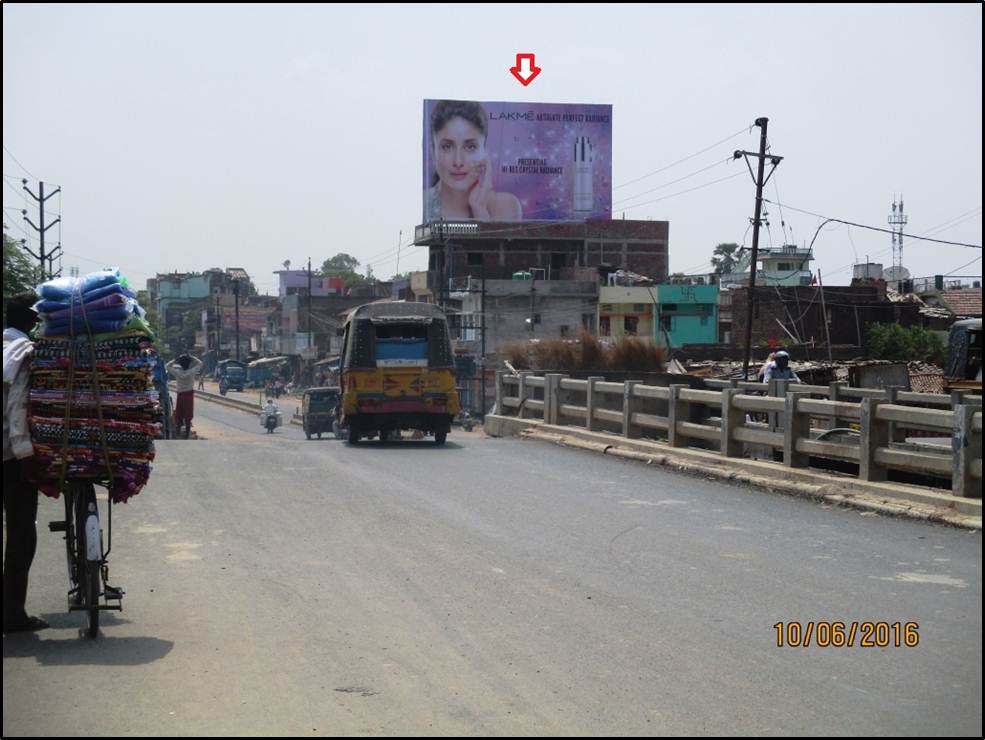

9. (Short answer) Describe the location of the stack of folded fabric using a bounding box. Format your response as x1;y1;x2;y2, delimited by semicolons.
33;268;144;337
29;269;161;503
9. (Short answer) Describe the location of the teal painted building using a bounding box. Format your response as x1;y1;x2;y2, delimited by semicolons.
655;284;719;347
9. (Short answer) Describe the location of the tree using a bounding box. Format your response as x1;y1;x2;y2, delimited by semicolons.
711;242;741;276
321;253;361;274
321;252;368;288
3;232;42;303
866;323;945;364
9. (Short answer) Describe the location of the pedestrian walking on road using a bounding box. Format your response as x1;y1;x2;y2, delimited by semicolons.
166;353;203;439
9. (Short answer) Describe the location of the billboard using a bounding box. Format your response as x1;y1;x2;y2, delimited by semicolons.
221;306;273;333
423;99;612;223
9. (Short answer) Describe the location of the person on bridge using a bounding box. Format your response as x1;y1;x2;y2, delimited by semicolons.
3;292;48;633
763;350;801;384
166;353;203;439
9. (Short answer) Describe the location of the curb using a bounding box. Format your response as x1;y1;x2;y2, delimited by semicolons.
486;415;982;531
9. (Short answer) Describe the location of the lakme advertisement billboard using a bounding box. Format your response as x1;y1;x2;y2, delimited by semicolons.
423;99;612;223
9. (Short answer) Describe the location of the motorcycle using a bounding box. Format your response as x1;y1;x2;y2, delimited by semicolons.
219;377;229;396
260;405;282;434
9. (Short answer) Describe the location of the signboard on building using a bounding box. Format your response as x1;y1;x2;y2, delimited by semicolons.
423;99;612;223
221;306;273;333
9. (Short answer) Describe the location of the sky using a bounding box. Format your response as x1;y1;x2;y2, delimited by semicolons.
3;3;982;296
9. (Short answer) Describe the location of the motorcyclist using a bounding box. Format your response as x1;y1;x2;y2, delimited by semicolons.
763;350;801;383
262;398;280;433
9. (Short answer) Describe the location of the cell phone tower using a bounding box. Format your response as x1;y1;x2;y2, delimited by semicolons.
888;195;908;273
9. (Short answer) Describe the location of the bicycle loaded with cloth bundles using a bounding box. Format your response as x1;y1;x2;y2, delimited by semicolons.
46;284;124;638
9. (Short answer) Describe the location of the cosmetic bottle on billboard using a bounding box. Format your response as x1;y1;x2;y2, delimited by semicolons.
573;136;593;215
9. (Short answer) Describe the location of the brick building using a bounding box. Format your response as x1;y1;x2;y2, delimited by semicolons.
413;219;669;300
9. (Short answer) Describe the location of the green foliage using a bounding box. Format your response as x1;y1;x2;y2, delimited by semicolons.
321;252;369;288
711;242;741;276
866;323;945;363
321;253;360;273
3;233;42;303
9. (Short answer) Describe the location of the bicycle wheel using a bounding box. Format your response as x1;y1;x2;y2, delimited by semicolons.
63;488;80;606
72;481;101;638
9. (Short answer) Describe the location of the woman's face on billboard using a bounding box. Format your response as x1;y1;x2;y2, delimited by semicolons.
433;116;486;191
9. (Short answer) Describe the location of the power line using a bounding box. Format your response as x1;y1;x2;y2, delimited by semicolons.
620;171;745;214
944;255;982;276
2;146;38;180
3;178;26;201
613;158;731;207
614;126;749;190
763;199;982;249
922;206;982;235
924;210;982;237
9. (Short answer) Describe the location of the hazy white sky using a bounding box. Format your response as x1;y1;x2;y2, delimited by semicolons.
3;3;982;294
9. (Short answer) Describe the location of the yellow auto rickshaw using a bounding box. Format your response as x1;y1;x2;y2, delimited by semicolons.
339;302;459;445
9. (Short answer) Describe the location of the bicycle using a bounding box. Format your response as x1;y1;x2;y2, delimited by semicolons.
48;479;124;638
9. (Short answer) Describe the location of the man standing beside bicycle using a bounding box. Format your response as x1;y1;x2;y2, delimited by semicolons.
3;292;49;634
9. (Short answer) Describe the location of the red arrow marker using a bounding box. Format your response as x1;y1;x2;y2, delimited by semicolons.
510;53;542;86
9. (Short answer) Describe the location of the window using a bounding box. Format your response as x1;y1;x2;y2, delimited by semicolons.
777;262;793;271
624;316;639;335
600;316;611;336
560;325;570;338
582;313;594;330
662;303;678;312
467;252;483;266
534;313;541;325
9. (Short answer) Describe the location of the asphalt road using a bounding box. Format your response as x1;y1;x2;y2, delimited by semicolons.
3;396;982;736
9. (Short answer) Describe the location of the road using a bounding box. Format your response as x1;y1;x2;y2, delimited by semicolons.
3;395;982;736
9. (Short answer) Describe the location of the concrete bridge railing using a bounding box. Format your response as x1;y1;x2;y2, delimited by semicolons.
496;371;982;498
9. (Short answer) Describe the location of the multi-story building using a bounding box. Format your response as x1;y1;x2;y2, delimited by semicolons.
414;218;669;302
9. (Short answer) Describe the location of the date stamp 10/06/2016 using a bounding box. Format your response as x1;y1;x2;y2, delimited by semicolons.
774;622;920;648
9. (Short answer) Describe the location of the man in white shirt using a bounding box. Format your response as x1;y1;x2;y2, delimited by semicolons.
3;292;48;633
166;354;203;439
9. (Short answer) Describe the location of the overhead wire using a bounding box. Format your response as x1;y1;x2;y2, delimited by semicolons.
614;125;749;191
763;199;981;249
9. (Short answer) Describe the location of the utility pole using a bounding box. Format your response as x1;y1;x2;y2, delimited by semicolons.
817;269;833;364
480;263;487;417
21;180;62;279
233;279;241;361
307;256;313;353
529;274;536;338
215;292;222;360
734;118;783;380
394;229;403;276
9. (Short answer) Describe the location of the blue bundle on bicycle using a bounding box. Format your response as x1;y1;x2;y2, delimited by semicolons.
34;268;145;338
37;268;124;301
